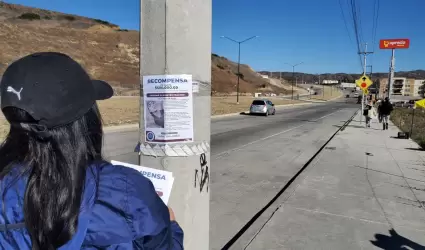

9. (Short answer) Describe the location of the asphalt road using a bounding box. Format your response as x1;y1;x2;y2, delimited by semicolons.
103;99;359;163
102;98;360;249
209;99;360;249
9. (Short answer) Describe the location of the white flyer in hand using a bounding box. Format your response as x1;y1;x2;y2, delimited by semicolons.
111;160;174;205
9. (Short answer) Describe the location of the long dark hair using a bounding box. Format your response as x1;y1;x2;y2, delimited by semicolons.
0;104;103;249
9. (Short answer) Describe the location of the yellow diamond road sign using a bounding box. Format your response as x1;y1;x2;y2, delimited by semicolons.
356;75;373;90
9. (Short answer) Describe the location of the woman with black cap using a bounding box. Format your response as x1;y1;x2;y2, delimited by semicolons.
0;52;184;249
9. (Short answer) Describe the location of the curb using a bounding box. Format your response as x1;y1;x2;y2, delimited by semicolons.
104;124;139;132
103;96;342;132
211;102;313;119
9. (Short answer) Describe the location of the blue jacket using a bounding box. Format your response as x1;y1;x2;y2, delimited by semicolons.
0;161;184;249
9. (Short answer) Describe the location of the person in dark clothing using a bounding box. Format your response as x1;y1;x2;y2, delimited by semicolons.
379;97;393;130
377;99;383;123
0;52;184;249
357;95;362;104
363;104;372;128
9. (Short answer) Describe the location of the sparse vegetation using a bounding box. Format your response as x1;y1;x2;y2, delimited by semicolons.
217;64;225;70
94;18;115;27
118;29;129;32
18;13;41;20
391;108;425;149
61;15;76;21
236;73;245;80
43;15;52;20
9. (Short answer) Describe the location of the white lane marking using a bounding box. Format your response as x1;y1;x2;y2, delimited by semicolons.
213;109;344;158
211;108;312;136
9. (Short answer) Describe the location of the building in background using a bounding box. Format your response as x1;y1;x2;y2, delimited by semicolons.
378;77;425;98
341;82;356;88
321;80;339;85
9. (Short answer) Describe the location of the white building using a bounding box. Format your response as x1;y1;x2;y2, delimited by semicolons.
321;80;339;85
379;77;425;97
341;82;356;88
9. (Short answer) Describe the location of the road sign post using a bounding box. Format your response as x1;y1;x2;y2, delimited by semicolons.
139;0;211;249
379;39;410;101
356;74;373;124
358;43;373;123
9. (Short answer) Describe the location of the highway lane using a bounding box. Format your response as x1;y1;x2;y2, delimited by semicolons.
102;100;355;163
102;99;360;249
209;100;359;250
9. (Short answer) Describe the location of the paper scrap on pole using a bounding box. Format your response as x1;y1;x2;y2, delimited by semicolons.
143;74;194;144
111;160;174;205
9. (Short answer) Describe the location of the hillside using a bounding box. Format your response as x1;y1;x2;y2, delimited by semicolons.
259;70;425;84
0;2;288;95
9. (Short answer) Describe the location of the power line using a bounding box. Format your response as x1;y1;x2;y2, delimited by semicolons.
370;0;380;68
349;0;363;69
371;0;380;52
338;0;354;45
341;0;380;72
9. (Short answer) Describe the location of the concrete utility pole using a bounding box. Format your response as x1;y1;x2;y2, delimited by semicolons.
358;43;373;119
388;49;395;100
139;1;211;249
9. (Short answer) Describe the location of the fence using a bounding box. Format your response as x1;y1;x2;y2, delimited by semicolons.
391;107;425;148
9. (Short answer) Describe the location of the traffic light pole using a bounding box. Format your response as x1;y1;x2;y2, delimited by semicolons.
139;1;211;249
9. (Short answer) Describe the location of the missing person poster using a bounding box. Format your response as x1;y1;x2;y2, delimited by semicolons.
143;74;194;143
111;160;174;204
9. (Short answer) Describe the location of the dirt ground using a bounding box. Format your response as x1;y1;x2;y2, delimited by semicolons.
0;96;305;140
0;119;7;141
311;86;342;101
97;96;305;125
0;92;342;141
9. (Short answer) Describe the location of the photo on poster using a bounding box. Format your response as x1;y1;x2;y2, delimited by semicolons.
143;74;194;143
146;100;165;128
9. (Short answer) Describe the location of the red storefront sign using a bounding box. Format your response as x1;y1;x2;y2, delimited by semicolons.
379;39;410;49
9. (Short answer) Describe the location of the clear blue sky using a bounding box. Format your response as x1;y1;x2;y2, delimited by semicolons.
4;0;425;74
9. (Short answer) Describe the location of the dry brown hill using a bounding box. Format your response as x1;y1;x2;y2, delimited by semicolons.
0;2;288;95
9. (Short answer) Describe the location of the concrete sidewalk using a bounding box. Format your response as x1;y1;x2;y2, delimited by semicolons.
245;112;425;250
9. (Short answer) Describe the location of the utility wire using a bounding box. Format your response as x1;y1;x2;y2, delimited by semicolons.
339;0;354;46
349;0;364;69
370;0;380;66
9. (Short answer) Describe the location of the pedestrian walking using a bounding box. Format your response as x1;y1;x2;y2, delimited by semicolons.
363;103;372;128
0;52;184;249
377;99;383;123
379;97;394;130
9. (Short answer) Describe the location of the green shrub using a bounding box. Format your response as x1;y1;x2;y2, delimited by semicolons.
94;18;111;25
18;13;41;20
217;64;225;70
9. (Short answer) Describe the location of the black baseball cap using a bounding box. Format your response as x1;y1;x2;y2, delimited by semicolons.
0;52;113;128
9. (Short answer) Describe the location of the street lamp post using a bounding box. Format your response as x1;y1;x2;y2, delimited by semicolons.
221;35;259;104
285;62;304;100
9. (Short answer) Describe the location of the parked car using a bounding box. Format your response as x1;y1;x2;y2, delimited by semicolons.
354;93;360;98
249;99;275;116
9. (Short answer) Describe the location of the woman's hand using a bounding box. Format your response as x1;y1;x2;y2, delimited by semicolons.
168;207;176;221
